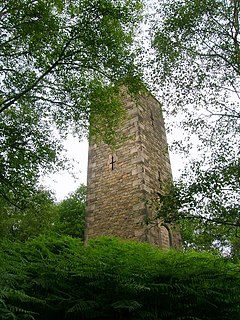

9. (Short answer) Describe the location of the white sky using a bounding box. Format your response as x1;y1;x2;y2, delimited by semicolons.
42;137;89;201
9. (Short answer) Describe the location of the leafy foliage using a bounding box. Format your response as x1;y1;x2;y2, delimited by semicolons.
0;189;57;241
0;240;44;319
0;184;86;241
156;162;239;254
0;0;143;205
54;184;86;238
1;235;240;319
150;0;240;251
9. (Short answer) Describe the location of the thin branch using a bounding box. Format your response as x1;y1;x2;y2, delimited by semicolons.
229;78;240;100
29;95;75;108
171;212;240;228
207;112;240;119
0;36;74;113
0;68;20;74
0;50;30;58
201;38;240;75
57;61;111;79
0;35;22;47
211;83;240;99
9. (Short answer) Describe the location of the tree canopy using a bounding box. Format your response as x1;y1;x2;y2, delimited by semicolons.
150;0;240;252
0;184;86;241
0;0;143;205
0;188;56;241
54;184;86;238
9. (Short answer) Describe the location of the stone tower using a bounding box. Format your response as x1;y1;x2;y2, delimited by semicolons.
85;89;181;249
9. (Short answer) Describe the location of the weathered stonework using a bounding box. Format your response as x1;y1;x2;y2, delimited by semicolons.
85;90;181;249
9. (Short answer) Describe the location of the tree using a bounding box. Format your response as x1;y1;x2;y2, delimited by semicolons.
0;184;86;241
54;184;86;238
0;0;143;206
156;176;239;254
0;188;57;241
150;0;240;252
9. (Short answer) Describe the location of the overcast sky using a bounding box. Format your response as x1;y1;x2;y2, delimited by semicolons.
42;137;88;201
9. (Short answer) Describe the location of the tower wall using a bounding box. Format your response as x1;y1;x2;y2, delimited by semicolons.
85;90;181;248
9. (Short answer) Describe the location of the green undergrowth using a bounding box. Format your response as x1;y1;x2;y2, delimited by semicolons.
1;235;240;319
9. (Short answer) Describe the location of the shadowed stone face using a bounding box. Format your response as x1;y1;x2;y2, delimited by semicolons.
85;90;181;249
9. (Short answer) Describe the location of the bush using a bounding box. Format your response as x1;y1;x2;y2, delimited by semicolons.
1;235;240;319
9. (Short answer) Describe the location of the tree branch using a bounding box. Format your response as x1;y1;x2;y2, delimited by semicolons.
172;212;240;228
29;95;75;108
200;38;240;75
0;36;74;114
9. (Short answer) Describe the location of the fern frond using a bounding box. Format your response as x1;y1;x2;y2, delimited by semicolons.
66;300;98;314
111;299;142;310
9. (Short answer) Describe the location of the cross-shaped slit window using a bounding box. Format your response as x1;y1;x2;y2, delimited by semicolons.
110;155;116;171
